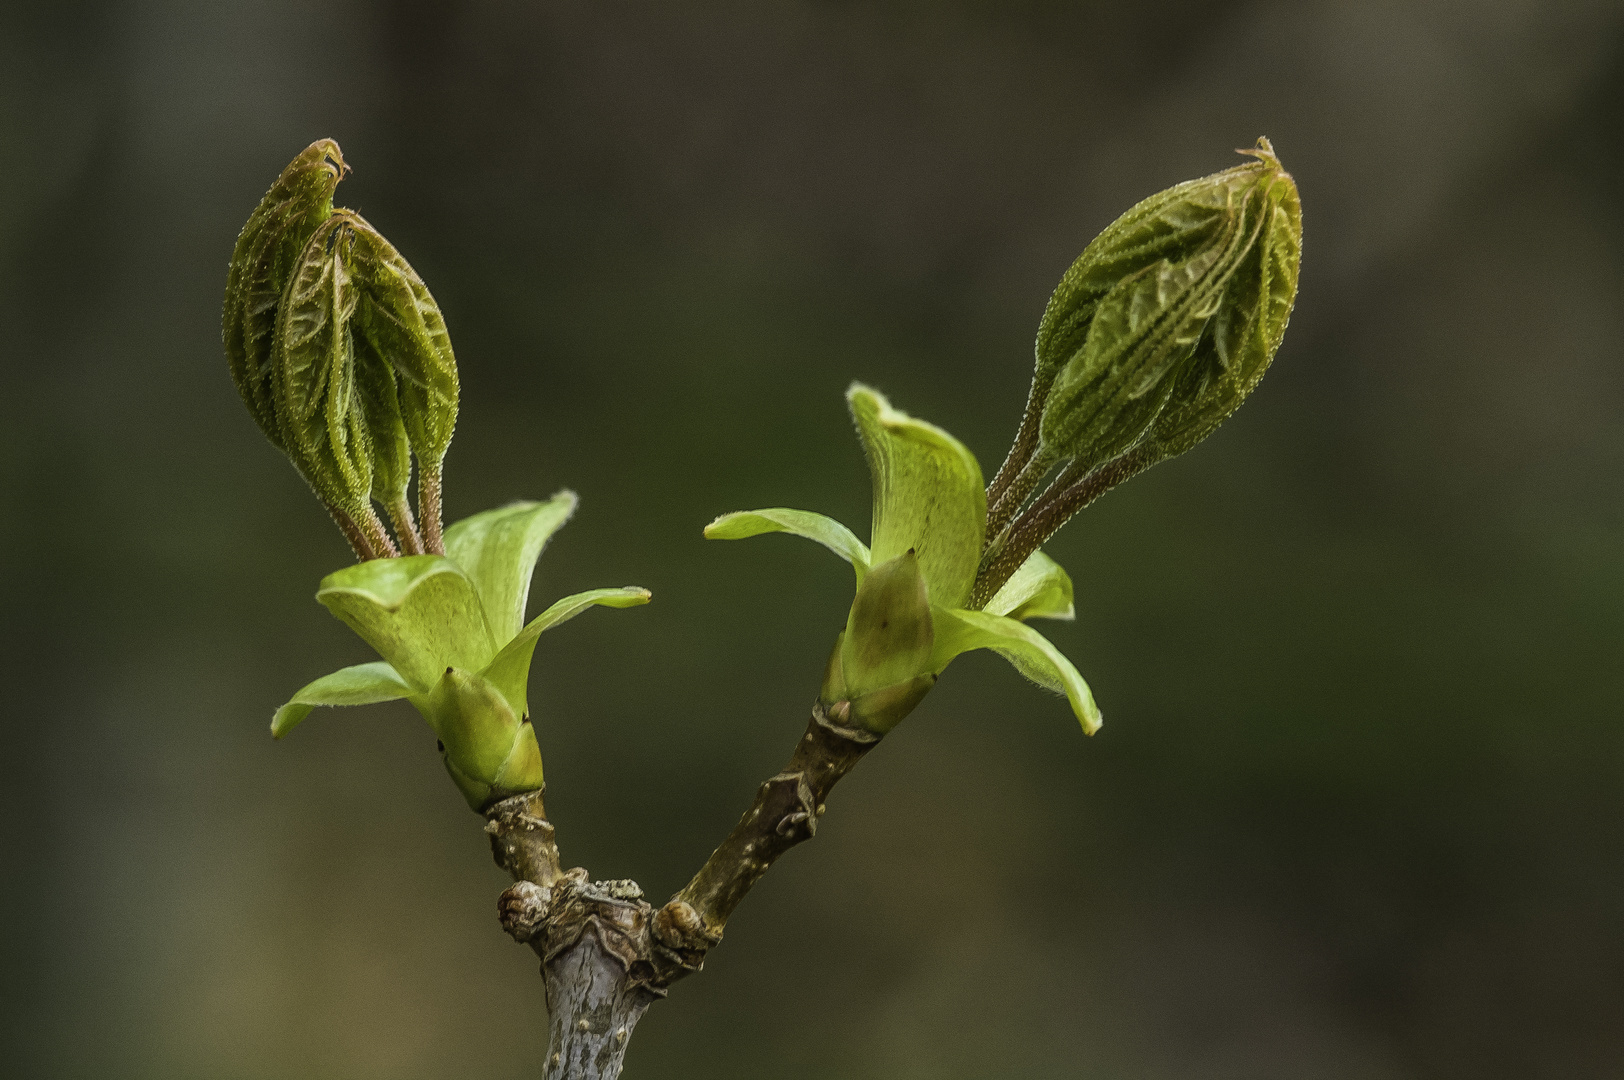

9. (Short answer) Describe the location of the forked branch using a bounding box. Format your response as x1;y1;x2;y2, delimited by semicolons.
484;702;884;1079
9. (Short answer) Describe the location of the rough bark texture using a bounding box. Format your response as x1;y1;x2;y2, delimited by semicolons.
483;701;885;1078
488;791;659;1080
535;877;658;1080
541;940;652;1080
668;700;879;934
487;790;564;888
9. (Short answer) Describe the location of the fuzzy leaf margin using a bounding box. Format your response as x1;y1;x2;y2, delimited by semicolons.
929;607;1102;733
271;660;414;738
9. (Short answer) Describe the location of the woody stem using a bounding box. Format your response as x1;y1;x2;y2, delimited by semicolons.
485;702;886;1078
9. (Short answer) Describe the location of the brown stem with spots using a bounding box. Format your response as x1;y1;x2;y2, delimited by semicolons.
663;702;879;943
485;702;884;1077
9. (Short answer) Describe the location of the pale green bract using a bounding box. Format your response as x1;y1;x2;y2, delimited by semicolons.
705;384;1101;735
271;492;651;809
983;549;1075;622
847;387;985;609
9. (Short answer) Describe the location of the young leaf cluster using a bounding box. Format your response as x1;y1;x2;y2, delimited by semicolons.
227;134;1305;1080
710;139;1302;736
272;495;650;809
222;139;459;559
977;138;1302;604
709;384;1097;735
227;144;648;809
236;138;1301;809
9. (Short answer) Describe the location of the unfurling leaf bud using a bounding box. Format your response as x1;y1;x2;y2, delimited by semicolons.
1139;149;1301;462
349;221;459;475
223;139;346;449
273;213;374;521
976;140;1301;607
223;139;462;558
1036;139;1298;473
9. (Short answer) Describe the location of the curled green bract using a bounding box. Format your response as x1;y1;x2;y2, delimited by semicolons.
271;494;651;810
848;388;986;609
707;384;1100;736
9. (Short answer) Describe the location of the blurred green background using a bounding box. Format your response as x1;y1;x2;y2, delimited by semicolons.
4;2;1624;1077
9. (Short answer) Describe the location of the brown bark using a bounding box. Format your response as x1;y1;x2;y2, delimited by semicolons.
483;701;884;1078
666;701;878;937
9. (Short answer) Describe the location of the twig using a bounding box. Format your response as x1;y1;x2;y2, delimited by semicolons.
484;702;885;1078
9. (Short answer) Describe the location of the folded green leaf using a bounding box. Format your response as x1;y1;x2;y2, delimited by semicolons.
316;556;497;690
704;508;870;581
983;550;1075;622
354;331;413;514
480;586;653;719
349;218;459;473
1143;152;1302;460
444;493;579;646
929;607;1101;733
847;384;985;608
270;661;415;738
1038;191;1261;472
426;667;524;808
840;551;934;699
223;139;347;450
273;213;374;515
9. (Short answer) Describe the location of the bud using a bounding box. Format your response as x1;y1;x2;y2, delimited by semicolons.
427;666;546;810
976;141;1301;606
349;219;459;477
1036;140;1295;473
1140;147;1301;461
224;140;462;557
271;213;376;524
223;139;346;450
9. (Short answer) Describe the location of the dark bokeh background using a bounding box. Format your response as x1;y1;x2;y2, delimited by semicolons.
4;2;1624;1077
